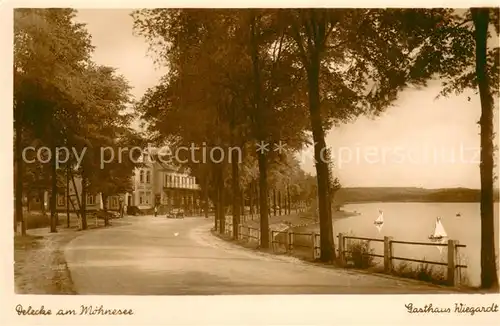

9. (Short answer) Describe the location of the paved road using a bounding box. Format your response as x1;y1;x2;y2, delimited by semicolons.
65;215;455;295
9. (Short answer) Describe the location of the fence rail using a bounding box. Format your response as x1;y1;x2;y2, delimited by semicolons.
221;221;467;287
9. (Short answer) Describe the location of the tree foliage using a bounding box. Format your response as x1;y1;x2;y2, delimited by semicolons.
14;9;138;232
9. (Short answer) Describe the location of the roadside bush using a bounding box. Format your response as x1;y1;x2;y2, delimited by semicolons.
393;261;447;285
345;240;375;269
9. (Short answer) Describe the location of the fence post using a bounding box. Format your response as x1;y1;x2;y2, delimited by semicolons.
384;236;393;273
269;230;273;250
285;231;290;252
289;232;294;252
338;233;345;266
447;239;457;286
311;232;316;259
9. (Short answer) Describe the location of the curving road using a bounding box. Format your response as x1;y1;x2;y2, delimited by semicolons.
64;215;455;295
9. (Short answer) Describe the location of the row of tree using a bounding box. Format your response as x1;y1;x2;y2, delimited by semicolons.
14;9;143;234
132;8;498;290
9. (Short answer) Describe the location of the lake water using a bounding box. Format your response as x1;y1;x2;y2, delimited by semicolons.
335;202;500;287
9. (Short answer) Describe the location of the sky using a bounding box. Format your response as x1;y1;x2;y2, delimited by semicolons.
74;9;498;189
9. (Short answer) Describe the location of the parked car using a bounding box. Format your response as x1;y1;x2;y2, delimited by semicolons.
127;206;141;216
167;208;184;219
92;210;120;221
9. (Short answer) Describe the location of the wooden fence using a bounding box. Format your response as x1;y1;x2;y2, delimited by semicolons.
222;222;467;286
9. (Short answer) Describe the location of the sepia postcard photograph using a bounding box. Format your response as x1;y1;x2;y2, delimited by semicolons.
3;1;500;325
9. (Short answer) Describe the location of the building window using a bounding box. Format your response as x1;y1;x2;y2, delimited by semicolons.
57;194;65;206
86;194;95;205
140;170;144;183
139;192;151;205
146;171;151;183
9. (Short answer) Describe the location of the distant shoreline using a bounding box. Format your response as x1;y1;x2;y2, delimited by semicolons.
334;187;499;205
340;200;496;204
332;210;360;219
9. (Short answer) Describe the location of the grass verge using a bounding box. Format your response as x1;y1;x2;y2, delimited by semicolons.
14;231;80;294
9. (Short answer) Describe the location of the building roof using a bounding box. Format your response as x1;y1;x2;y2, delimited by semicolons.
139;145;191;175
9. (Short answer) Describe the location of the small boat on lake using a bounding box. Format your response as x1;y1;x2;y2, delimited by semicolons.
374;210;384;232
428;217;448;241
456;212;461;217
374;210;384;225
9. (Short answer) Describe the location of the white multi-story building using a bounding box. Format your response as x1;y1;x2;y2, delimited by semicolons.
129;147;201;213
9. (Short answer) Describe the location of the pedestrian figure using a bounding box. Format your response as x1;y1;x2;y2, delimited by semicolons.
154;205;158;217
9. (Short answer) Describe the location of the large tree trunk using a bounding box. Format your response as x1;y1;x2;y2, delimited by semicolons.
39;190;46;216
249;181;254;216
250;13;270;248
69;169;81;220
203;175;209;219
241;191;245;221
211;166;218;230
255;181;260;216
285;191;288;214
257;153;270;248
472;8;499;291
214;200;219;230
27;192;31;213
49;144;57;233
278;190;282;216
102;193;109;226
66;165;70;228
231;155;241;239
80;170;88;230
307;50;335;262
14;117;25;235
287;185;291;215
216;164;225;234
273;189;277;216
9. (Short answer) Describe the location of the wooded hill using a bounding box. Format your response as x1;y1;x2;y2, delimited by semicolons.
334;187;500;203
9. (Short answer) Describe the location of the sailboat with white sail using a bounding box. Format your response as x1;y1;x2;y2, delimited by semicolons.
374;210;384;232
428;217;448;252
